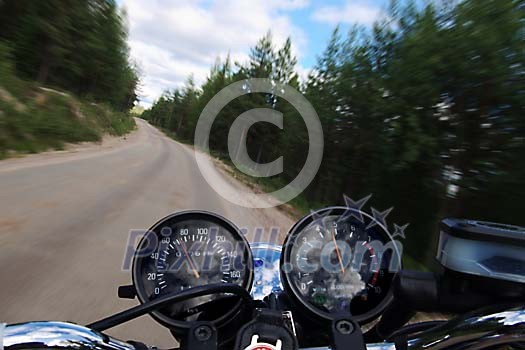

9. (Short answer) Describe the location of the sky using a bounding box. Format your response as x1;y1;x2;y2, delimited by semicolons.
120;0;391;107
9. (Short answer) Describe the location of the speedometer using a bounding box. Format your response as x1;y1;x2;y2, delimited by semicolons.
132;210;253;328
281;207;401;324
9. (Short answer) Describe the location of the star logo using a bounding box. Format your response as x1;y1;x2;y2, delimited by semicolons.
366;207;393;230
341;194;372;223
392;223;409;239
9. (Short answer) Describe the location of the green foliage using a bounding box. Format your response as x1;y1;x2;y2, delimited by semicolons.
0;0;139;111
0;42;14;83
0;90;135;158
79;102;136;136
0;42;31;98
143;0;525;264
0;0;138;158
0;49;135;158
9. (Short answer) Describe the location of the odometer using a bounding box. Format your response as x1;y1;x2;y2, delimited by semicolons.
132;211;253;328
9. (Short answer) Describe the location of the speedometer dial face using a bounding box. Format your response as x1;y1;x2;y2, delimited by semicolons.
132;211;253;328
281;207;400;324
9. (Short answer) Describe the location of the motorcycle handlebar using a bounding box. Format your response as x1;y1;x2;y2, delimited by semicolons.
3;304;525;350
1;322;395;350
1;322;136;350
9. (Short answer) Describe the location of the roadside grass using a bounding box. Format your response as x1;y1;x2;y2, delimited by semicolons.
0;41;136;159
80;102;137;136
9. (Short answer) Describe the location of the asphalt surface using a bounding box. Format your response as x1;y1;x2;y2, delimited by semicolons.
0;119;294;347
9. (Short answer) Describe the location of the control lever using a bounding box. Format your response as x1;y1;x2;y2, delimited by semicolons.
118;285;136;299
394;270;501;313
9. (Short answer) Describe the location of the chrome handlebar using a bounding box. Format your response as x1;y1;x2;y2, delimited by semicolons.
407;304;525;349
3;304;525;350
2;322;136;350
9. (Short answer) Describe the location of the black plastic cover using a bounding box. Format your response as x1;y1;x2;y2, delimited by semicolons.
440;218;525;247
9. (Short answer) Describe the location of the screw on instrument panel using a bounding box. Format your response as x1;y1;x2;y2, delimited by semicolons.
335;320;354;334
194;325;213;341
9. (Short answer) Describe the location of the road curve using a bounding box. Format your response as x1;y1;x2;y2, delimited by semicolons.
0;119;294;347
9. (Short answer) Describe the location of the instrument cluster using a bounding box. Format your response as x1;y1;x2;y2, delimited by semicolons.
131;208;401;329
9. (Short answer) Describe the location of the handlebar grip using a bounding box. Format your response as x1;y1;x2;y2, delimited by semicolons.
394;270;439;312
394;270;497;313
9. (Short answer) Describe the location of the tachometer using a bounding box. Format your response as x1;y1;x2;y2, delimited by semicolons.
281;207;401;324
132;210;253;328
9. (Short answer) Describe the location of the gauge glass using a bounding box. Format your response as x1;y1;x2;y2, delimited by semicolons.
282;208;399;323
132;211;253;326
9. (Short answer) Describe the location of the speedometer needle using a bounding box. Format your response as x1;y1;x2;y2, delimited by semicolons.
180;240;200;279
331;226;345;274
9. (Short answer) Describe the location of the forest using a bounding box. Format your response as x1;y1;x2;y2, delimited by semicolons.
0;0;138;111
0;0;138;156
142;0;525;263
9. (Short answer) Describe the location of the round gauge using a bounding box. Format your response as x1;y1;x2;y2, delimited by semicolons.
281;207;401;324
132;211;253;328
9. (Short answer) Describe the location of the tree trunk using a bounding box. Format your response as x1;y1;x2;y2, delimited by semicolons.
177;113;185;134
37;42;52;84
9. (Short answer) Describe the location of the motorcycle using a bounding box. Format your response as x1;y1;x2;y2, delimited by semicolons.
3;208;525;350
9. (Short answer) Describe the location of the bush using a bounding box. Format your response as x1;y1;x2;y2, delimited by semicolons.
0;45;135;158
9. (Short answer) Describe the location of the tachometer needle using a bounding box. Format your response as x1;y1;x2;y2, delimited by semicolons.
180;241;200;279
331;226;345;274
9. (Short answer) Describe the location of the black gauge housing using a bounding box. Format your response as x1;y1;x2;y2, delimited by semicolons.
131;210;253;332
280;207;401;326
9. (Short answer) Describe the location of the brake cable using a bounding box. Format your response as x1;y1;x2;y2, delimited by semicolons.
87;283;253;332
